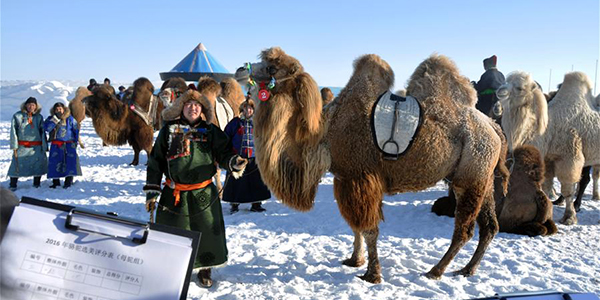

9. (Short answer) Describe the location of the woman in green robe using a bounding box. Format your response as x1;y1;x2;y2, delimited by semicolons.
144;90;247;288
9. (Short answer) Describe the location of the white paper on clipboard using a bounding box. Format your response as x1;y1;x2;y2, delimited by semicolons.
0;198;200;300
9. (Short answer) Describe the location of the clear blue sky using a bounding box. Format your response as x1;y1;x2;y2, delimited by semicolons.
1;0;598;92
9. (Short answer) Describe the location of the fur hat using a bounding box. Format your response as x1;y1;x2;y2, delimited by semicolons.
25;97;37;105
49;102;70;119
239;99;255;113
483;55;497;70
161;90;214;124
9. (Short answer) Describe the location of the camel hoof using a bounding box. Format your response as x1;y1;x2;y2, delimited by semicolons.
452;268;475;277
559;215;577;225
592;194;599;201
358;273;381;284
342;258;365;267
424;271;442;280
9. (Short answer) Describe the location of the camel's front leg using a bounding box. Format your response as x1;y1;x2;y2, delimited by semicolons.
559;182;577;225
359;227;381;284
592;166;599;200
214;168;223;199
342;229;365;267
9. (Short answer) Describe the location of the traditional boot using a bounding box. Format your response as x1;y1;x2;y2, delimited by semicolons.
9;177;18;191
250;202;266;212
63;176;73;189
230;204;240;214
50;179;61;188
33;176;41;188
197;268;213;288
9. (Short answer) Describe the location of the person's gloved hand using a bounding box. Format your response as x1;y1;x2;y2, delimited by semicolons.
231;156;248;172
145;191;160;212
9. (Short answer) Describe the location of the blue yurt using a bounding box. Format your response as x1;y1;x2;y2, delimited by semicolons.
159;43;233;82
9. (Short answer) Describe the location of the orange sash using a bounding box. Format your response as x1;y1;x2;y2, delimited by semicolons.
164;178;212;206
18;140;42;147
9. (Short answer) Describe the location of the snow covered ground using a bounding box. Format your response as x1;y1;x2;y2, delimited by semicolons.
1;81;599;299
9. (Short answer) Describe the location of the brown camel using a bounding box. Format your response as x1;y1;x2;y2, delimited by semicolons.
220;77;245;116
196;76;245;198
433;145;557;236
85;77;164;165
235;47;503;283
68;87;92;148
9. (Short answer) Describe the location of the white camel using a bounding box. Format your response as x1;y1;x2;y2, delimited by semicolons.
497;71;600;225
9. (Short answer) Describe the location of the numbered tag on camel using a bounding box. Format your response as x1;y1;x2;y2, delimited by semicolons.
371;91;422;159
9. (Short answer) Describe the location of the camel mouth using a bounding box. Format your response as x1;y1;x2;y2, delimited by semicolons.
496;86;510;101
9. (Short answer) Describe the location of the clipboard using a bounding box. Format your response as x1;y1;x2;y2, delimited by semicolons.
0;196;200;300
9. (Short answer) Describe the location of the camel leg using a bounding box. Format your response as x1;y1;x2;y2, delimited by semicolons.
342;229;365;267
425;186;479;279
333;175;383;283
543;159;558;201
130;140;141;166
358;227;381;284
556;149;583;225
592;166;599;200
574;166;591;212
453;190;498;276
77;123;85;149
214;168;223;199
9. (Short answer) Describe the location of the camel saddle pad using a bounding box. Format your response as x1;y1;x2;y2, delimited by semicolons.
215;96;234;131
371;91;422;158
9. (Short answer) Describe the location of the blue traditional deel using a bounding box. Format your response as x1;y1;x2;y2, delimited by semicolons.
7;104;48;178
44;115;82;179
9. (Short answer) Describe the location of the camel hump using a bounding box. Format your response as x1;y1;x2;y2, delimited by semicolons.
350;54;394;92
407;54;477;107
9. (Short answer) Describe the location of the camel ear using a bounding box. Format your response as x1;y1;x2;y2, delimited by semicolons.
294;73;322;142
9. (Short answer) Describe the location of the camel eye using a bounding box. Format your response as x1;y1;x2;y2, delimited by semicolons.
515;87;524;92
267;65;278;75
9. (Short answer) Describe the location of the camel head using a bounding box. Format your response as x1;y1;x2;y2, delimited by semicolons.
235;47;323;145
86;85;126;122
159;77;188;107
234;47;330;212
496;71;548;151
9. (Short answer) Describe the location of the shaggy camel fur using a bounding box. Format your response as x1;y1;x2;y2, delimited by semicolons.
220;77;245;116
236;48;503;283
546;88;600;210
497;71;600;225
85;77;164;165
69;87;92;148
433;145;557;236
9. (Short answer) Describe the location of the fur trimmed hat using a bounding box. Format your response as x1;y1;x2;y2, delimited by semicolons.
238;99;255;113
25;97;37;105
483;55;497;70
161;90;214;124
49;102;71;120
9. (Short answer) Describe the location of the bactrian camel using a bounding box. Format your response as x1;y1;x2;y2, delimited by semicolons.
235;47;504;283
